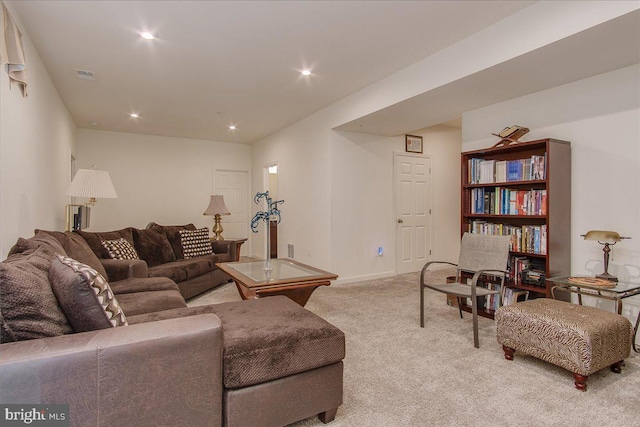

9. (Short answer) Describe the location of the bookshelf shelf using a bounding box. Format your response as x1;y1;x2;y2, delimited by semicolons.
460;138;572;314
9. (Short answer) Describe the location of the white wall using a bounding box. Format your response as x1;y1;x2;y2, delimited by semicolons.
330;125;461;282
76;129;251;234
0;2;76;258
463;65;640;319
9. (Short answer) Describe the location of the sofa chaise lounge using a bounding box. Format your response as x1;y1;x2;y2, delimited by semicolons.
0;231;345;426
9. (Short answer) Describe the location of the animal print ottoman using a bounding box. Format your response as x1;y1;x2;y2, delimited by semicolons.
495;298;632;391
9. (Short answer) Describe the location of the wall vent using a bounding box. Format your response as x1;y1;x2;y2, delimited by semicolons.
75;69;95;81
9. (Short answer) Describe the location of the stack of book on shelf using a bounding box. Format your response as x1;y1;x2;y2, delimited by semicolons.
509;257;545;287
502;287;529;306
468;223;547;255
467;154;546;184
470;188;547;215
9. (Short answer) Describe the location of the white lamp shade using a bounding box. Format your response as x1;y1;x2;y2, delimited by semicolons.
66;169;118;199
203;195;230;216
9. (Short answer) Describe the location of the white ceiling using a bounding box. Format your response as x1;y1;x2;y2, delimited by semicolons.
337;9;640;135
9;0;537;144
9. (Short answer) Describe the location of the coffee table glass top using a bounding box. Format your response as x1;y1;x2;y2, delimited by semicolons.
221;258;337;288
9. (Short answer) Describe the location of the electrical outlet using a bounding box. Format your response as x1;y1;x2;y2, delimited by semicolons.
288;244;294;258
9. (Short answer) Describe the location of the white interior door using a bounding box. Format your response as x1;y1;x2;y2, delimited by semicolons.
395;153;432;274
214;170;249;240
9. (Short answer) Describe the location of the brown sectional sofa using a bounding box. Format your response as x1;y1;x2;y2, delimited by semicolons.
0;231;345;426
75;222;239;299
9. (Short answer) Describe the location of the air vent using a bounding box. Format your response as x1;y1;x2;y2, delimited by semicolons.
75;69;95;81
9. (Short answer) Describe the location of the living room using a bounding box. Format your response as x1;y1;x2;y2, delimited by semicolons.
1;1;639;426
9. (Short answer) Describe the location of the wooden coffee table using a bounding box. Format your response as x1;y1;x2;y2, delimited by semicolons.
216;258;338;306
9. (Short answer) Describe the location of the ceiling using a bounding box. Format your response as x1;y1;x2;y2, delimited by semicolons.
9;0;537;144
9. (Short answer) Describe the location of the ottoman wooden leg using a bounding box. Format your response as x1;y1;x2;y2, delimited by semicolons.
610;360;624;374
502;345;515;361
318;407;338;424
573;373;588;391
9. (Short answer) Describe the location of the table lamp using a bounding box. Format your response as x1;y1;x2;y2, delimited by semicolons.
204;195;230;240
581;230;630;282
65;168;118;231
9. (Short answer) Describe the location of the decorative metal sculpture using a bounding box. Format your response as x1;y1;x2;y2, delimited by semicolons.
250;191;284;271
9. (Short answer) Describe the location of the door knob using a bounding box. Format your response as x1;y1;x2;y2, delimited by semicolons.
397;219;404;223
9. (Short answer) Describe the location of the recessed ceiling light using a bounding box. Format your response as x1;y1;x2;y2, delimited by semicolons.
129;113;139;118
301;69;311;76
140;32;155;40
228;125;236;130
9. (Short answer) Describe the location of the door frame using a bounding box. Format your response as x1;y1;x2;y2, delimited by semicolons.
393;151;434;274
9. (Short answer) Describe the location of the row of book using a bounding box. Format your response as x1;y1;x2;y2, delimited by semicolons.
467;222;547;255
469;187;547;215
467;154;546;184
461;283;529;310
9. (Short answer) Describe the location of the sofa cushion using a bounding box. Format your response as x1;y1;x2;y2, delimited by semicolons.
49;254;128;332
8;231;66;257
102;237;140;260
35;230;109;280
128;297;346;389
179;228;213;259
109;277;180;295
148;223;196;260
0;247;73;342
116;290;187;316
148;256;218;282
76;228;135;259
132;228;176;267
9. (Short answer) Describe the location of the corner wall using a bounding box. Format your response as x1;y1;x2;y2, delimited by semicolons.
0;2;76;258
330;125;461;282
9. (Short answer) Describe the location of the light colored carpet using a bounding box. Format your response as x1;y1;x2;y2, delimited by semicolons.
189;269;640;427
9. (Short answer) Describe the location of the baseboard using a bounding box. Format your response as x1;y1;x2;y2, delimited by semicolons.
333;271;396;285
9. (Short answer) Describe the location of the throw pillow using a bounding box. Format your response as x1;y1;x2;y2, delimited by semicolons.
49;254;128;332
179;228;213;259
101;238;140;260
0;247;73;343
149;223;196;259
131;228;176;267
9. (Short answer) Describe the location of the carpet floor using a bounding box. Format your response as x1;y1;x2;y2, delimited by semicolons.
189;268;640;427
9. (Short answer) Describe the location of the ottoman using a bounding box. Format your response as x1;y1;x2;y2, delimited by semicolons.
495;298;632;391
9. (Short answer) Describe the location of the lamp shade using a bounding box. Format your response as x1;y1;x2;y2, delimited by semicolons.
203;195;230;216
66;169;117;199
581;230;625;243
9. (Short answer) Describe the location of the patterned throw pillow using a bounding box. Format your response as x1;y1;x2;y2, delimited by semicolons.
101;238;139;260
179;228;213;259
50;254;128;331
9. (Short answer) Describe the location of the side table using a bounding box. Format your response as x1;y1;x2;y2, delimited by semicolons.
211;238;247;261
548;275;640;352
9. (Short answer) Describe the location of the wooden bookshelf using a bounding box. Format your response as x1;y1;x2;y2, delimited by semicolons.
459;138;571;316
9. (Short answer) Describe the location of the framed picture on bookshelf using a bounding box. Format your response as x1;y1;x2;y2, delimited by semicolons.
405;135;423;153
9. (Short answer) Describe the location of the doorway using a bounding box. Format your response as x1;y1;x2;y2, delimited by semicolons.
394;153;433;274
265;163;278;258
